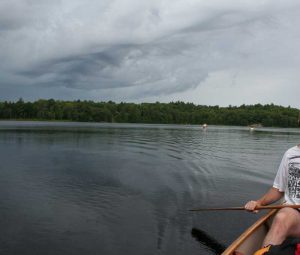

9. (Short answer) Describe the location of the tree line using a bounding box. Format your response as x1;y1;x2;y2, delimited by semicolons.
0;99;299;127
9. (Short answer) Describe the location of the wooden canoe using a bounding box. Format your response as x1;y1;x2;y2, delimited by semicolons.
221;209;278;255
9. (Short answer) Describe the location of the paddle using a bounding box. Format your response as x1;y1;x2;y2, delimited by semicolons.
189;204;300;212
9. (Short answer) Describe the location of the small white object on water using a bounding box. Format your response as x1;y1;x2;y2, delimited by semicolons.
202;124;207;129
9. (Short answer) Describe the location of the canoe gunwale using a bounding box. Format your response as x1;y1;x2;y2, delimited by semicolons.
221;209;278;255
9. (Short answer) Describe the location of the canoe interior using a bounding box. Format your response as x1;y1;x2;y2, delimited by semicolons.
235;218;271;255
222;209;277;255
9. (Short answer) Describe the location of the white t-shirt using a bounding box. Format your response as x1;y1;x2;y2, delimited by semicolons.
273;145;300;205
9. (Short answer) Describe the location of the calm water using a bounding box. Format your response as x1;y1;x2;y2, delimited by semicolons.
0;121;300;255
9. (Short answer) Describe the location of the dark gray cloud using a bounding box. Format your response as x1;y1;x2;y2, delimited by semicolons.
1;0;300;106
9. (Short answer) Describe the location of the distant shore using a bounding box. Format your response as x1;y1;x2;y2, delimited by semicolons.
0;99;299;128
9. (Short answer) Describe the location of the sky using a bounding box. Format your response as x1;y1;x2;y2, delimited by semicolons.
1;0;300;107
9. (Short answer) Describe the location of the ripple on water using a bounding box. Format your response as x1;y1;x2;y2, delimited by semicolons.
1;122;300;255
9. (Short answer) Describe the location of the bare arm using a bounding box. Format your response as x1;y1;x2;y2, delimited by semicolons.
256;187;284;205
245;187;284;212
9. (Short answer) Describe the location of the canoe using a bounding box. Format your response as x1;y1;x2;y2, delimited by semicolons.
221;209;278;255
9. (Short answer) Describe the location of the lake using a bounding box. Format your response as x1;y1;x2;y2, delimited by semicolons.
0;121;299;255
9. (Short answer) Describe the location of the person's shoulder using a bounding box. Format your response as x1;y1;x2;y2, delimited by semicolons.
285;145;300;157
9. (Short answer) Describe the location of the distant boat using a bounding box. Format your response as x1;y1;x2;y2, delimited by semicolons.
248;124;262;131
202;123;207;129
249;124;262;128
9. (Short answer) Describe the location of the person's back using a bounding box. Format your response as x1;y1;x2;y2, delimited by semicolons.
245;145;300;251
273;145;300;205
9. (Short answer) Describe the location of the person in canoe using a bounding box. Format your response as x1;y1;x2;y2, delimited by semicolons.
245;144;300;249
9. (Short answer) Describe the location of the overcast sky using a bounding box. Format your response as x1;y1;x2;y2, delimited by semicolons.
1;0;300;107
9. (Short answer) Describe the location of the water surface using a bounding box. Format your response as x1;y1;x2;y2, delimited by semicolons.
1;121;299;255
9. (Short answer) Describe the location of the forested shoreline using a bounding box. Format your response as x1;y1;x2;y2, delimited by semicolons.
0;99;299;127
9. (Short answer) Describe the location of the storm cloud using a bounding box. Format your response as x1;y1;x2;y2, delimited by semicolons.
1;0;300;106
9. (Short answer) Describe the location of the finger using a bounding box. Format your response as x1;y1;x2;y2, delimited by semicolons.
245;202;253;209
245;206;254;211
246;204;257;211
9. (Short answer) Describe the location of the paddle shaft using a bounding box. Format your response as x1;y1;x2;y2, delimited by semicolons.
189;204;300;212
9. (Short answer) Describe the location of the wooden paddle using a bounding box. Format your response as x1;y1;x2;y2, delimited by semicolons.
189;204;300;211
